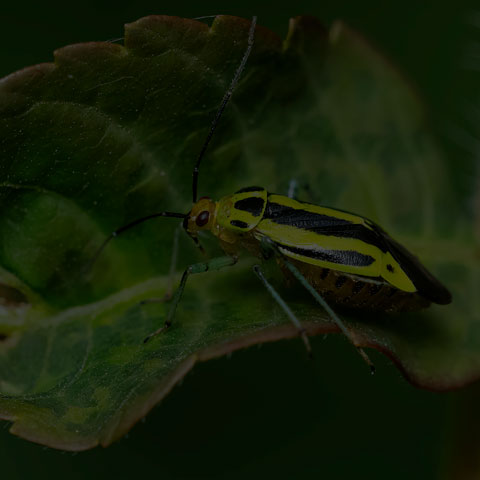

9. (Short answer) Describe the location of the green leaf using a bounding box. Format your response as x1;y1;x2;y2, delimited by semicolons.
0;15;477;450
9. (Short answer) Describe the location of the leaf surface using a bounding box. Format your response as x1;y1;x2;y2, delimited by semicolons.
0;15;477;450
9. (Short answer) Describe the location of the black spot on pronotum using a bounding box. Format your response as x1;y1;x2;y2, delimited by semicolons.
0;333;8;342
234;197;265;217
230;220;249;229
386;264;394;273
320;268;330;280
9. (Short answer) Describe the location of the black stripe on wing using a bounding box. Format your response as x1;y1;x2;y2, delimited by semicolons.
264;202;350;227
312;219;452;305
264;201;388;253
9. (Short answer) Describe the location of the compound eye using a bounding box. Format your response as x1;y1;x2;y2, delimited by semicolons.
196;210;210;227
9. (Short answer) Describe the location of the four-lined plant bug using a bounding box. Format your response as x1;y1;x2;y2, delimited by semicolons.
90;15;452;373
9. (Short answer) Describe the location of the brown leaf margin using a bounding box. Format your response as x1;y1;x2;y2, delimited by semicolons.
1;315;471;452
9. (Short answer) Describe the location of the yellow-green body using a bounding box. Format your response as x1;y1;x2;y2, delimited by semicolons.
184;186;451;310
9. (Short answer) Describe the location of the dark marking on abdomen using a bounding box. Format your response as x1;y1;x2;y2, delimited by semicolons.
335;275;347;289
351;282;364;296
368;284;382;296
284;258;431;313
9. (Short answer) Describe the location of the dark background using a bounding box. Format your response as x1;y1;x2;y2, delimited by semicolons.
1;1;479;478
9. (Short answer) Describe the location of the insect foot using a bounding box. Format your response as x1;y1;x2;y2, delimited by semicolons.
143;320;172;344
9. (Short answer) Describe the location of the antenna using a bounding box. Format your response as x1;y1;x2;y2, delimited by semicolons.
86;211;186;273
85;16;257;273
192;16;257;203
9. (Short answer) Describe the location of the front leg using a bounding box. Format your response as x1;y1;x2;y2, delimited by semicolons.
143;255;238;343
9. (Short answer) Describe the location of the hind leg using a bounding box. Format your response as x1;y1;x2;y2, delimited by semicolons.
253;264;312;355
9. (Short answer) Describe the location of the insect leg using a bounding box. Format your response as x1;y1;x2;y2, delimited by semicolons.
136;223;183;305
253;265;312;356
287;179;316;202
143;256;238;343
281;259;375;374
287;179;298;199
165;223;182;300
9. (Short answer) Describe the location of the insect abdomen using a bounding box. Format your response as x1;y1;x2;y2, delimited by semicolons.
286;259;431;312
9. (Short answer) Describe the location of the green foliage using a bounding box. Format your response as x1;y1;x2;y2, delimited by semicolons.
0;15;476;450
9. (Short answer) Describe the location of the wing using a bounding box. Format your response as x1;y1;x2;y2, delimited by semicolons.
256;194;452;305
371;223;452;305
256;194;387;280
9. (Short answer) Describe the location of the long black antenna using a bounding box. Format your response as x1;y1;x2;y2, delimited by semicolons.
192;16;257;203
86;211;186;273
85;17;257;275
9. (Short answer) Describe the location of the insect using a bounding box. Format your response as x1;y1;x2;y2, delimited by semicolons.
91;16;452;372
